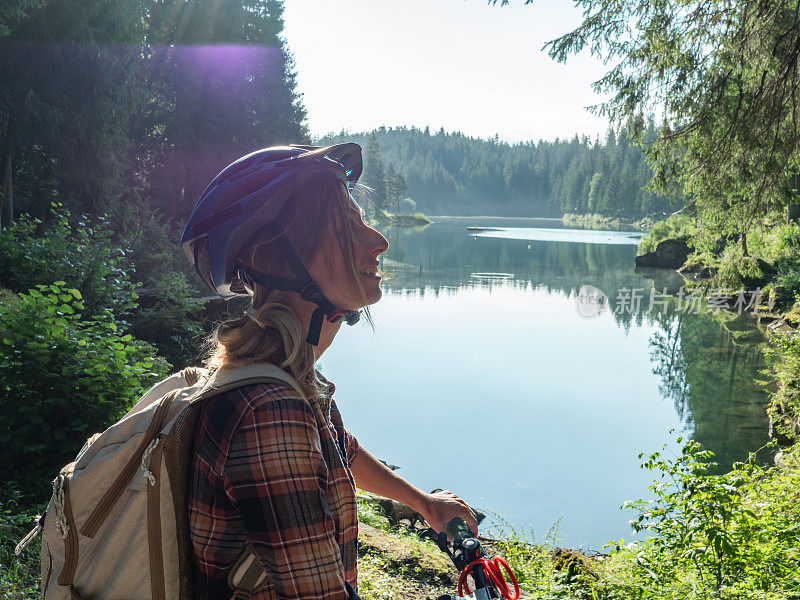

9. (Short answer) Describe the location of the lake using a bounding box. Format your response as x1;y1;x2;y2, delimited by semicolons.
318;216;770;551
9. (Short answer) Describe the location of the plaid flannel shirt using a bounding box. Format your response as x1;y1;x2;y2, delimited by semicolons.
189;371;360;600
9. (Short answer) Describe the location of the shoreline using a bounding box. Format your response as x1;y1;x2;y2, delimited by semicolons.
428;214;563;220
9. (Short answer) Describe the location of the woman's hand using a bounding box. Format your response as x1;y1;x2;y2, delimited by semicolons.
420;489;479;539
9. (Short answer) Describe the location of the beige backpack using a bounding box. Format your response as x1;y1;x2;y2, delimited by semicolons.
15;362;307;600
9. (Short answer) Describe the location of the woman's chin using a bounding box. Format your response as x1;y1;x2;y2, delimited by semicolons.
366;283;383;305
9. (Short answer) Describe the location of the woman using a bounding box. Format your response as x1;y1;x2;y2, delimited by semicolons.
180;144;478;600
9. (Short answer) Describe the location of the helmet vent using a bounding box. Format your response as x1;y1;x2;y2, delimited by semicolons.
216;170;282;211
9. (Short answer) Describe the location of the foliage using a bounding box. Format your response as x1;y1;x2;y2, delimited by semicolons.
360;133;388;211
761;330;800;444
540;0;800;262
622;438;762;595
0;282;169;497
637;211;699;255
0;2;146;222
356;493;393;531
322;122;678;218
0;0;44;37
399;197;417;213
487;514;571;597
0;203;137;319
107;197;195;289
760;223;800;311
583;437;800;600
107;198;208;368
127;271;207;369
0;485;43;600
0;201;205;368
1;0;307;225
371;209;432;228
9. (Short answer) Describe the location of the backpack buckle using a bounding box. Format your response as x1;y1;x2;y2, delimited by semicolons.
230;592;252;600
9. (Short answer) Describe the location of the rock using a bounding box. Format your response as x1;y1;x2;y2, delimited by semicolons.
635;238;692;269
551;548;600;583
357;522;458;587
676;262;717;279
766;319;797;336
769;415;796;446
358;490;486;531
377;497;428;528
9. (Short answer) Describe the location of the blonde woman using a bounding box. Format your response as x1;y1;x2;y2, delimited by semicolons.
180;144;478;600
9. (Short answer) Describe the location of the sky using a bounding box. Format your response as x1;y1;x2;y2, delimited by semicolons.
282;0;612;145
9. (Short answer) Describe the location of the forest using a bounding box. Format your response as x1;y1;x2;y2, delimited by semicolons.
322;121;679;219
3;0;800;599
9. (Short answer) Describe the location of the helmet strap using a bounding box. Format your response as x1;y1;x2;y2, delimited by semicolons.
238;238;360;346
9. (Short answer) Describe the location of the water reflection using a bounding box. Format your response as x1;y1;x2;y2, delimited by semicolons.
380;218;769;468
320;217;769;549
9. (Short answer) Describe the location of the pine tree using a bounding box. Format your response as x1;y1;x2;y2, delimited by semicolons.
146;0;308;219
384;163;408;213
0;0;147;223
361;133;387;210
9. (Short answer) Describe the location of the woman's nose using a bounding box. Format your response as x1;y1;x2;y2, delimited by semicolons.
369;227;389;256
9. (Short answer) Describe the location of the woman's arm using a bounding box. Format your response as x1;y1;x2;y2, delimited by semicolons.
225;394;352;600
349;443;479;536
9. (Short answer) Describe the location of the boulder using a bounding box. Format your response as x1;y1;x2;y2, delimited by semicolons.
635;238;692;269
677;262;717;279
358;490;486;530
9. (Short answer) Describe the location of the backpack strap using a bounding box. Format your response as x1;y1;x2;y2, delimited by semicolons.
162;362;308;600
190;362;305;405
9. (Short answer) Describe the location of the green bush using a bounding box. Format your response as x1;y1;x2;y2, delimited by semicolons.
0;201;206;369
637;211;698;255
0;203;137;320
765;223;800;311
761;330;800;444
0;283;169;498
107;197;205;294
127;271;207;369
0;485;44;600
622;438;761;595
107;198;209;368
399;197;417;213
592;436;800;600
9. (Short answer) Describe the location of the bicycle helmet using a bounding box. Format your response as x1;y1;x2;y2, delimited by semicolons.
180;143;364;346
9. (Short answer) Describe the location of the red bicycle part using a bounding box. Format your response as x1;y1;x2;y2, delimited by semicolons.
457;555;519;600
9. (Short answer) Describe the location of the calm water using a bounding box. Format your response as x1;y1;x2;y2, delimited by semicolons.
319;216;770;551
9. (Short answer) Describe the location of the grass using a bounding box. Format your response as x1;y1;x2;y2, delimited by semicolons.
0;487;42;600
562;212;655;232
370;210;432;228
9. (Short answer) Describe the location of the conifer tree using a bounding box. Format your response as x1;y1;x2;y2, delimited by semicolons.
540;0;800;249
361;133;387;210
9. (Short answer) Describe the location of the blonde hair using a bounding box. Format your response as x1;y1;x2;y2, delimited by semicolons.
203;174;373;399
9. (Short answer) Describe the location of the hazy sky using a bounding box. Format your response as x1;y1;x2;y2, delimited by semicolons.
282;0;612;144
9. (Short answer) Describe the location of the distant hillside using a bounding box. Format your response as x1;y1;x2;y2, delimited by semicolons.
319;124;681;218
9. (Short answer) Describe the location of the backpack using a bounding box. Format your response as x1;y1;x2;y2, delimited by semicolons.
15;362;308;600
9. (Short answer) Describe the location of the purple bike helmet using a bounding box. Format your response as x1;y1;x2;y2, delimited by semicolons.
180;143;364;346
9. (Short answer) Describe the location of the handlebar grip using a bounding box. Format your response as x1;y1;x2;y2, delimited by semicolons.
446;516;475;539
